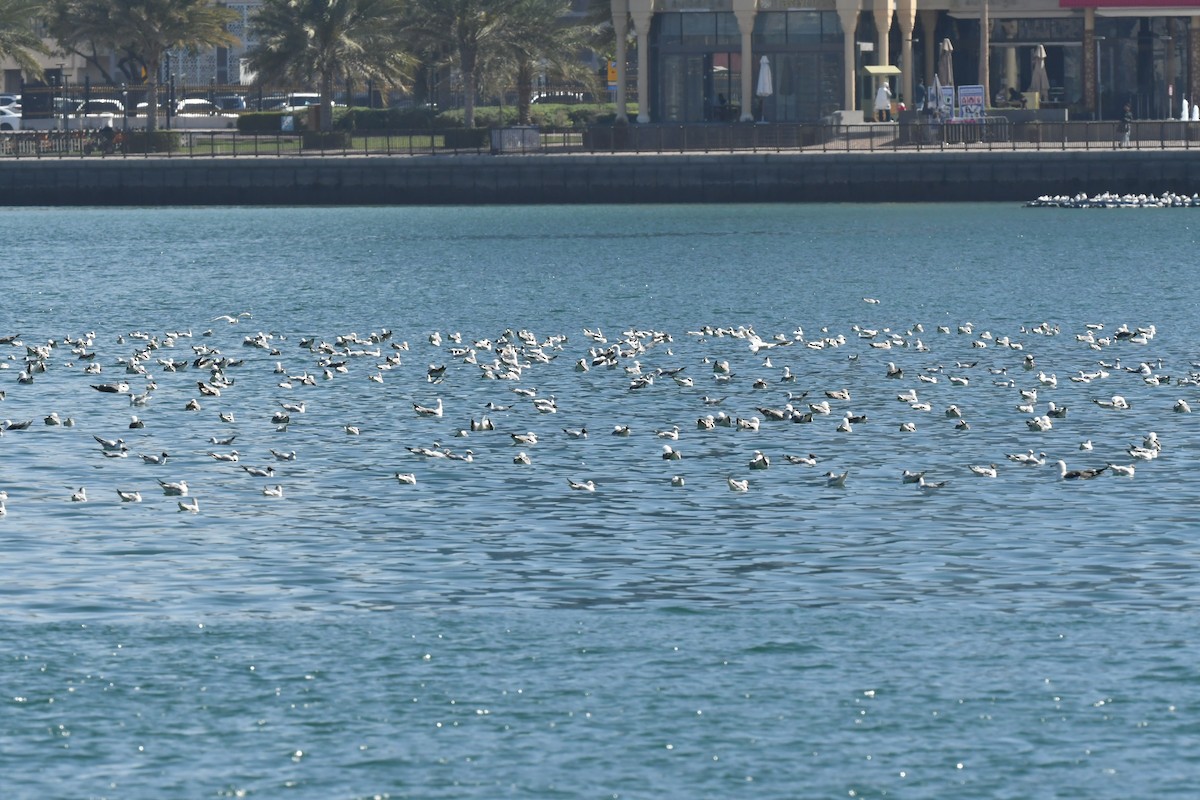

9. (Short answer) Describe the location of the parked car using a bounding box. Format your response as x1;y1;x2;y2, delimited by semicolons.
0;106;19;131
214;95;245;111
176;98;219;115
531;92;584;105
0;94;20;110
76;98;126;115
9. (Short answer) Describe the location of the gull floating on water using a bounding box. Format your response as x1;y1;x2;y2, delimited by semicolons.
726;476;749;492
178;497;200;513
567;479;596;492
262;485;284;498
70;487;87;502
825;470;848;488
968;464;998;478
116;489;142;502
1056;460;1107;480
395;472;417;485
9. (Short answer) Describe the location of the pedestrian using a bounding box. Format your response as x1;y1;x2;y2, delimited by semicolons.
875;81;893;122
914;81;926;110
1120;104;1133;148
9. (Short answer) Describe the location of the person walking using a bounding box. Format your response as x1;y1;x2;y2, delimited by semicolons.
1120;104;1133;148
875;81;893;122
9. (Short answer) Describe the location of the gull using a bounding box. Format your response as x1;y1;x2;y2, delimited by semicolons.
116;489;142;503
129;415;145;429
1080;440;1093;451
91;381;129;393
93;435;125;451
1093;395;1129;410
736;416;760;431
271;412;290;425
567;479;596;492
917;476;948;492
726;476;749;492
395;472;417;485
218;412;235;424
471;417;496;432
901;470;925;484
808;401;831;415
1174;399;1192;413
825;470;848;488
1127;445;1159;461
209;450;239;462
511;431;538;445
748;451;770;470
662;444;682;460
212;312;251;324
945;405;963;418
968;464;998;478
836;417;853;433
70;487;87;502
954;419;970;430
196;381;221;397
262;485;284;498
670;475;685;487
886;362;903;379
896;389;918;403
825;388;850;401
948;376;969;386
210;435;236;446
178;497;200;513
1046;402;1068;419
898;421;917;432
513;451;531;465
1037;371;1058;388
185;399;202;411
654;425;681;440
1019;388;1038;402
44;412;62;426
563;427;588;439
612;425;631;436
1056;460;1107;480
280;401;305;414
785;453;819;466
414;399;443;417
270;449;297;461
1108;463;1136;477
242;465;275;478
344;425;361;435
702;396;725;406
1006;450;1046;466
1143;432;1162;451
3;418;32;431
1026;416;1053;432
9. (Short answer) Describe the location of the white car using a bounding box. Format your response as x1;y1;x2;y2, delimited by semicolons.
0;106;20;131
176;98;220;115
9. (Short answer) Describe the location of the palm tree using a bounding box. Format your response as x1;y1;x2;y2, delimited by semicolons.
248;0;410;132
403;0;525;129
0;0;50;75
49;0;237;134
488;0;602;125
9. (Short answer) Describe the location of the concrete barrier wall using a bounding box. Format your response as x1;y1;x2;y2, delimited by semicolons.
3;151;1200;205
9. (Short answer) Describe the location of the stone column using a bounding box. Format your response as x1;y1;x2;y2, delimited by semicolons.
919;9;938;86
734;2;758;122
1005;46;1018;97
896;0;917;106
874;1;893;73
630;0;653;123
836;1;860;111
612;0;630;124
1083;8;1095;117
1191;16;1200;110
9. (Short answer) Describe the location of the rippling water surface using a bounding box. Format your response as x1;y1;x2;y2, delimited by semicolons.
2;203;1200;797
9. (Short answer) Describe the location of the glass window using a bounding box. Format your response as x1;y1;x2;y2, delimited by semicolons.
657;13;681;46
821;11;842;44
681;13;715;46
716;13;739;47
788;11;821;44
755;12;788;46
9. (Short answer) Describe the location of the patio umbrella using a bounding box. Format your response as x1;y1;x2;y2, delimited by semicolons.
1027;44;1050;102
937;38;955;89
756;55;773;122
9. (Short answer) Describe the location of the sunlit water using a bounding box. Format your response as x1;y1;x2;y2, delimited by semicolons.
2;204;1200;798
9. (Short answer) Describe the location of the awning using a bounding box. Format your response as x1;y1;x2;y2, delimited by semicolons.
862;65;902;76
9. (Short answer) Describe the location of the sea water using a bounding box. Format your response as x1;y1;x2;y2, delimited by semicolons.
0;203;1198;798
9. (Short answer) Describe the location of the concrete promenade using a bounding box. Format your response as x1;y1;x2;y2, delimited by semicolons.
3;149;1199;205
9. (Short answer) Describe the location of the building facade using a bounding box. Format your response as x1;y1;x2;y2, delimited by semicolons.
610;0;1200;123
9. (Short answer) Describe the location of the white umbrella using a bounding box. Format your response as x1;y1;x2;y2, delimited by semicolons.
938;38;955;89
1027;44;1050;102
756;55;773;122
1183;98;1190;121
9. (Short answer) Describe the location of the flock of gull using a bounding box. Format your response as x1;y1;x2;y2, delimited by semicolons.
1026;191;1200;208
0;304;1189;517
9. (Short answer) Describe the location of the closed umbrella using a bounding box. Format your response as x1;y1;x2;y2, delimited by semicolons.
756;55;773;122
937;38;955;90
1027;44;1050;103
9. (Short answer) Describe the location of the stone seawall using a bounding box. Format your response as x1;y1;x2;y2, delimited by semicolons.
4;150;1200;205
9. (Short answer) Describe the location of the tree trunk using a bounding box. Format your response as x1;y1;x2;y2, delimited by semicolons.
460;43;477;128
320;71;334;132
517;58;532;125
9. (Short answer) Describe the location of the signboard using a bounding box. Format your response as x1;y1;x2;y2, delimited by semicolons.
939;85;955;118
957;85;985;120
607;60;617;90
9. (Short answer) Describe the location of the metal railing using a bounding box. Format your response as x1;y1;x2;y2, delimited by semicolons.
2;120;1198;159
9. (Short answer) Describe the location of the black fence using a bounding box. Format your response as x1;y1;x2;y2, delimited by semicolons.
2;120;1199;158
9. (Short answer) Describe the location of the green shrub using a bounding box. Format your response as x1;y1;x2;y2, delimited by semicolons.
237;112;287;133
336;107;439;131
124;130;181;153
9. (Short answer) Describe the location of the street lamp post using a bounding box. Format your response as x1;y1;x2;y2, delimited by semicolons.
121;83;128;146
1095;36;1105;120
